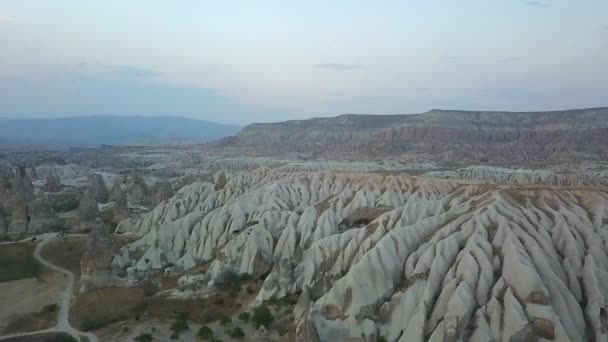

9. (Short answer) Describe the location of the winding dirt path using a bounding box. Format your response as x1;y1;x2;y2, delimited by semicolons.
0;237;99;342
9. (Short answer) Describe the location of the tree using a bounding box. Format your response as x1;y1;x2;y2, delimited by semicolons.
251;304;273;328
219;316;232;326
170;314;189;338
133;333;152;342
237;312;251;321
228;327;245;339
197;325;213;340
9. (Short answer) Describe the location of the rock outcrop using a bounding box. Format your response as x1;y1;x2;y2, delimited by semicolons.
10;166;34;199
77;190;101;232
7;193;29;234
151;180;175;207
424;165;608;188
44;175;61;193
27;196;60;233
213;170;227;191
78;218;123;293
113;189;130;223
130;176;150;206
115;168;608;341
88;174;109;203
221;107;608;162
0;204;7;234
0;174;11;194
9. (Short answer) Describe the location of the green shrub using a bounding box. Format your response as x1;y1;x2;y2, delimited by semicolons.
196;325;213;340
237;312;251;321
170;315;189;337
55;334;78;342
134;333;153;342
219;316;232;326
53;197;80;213
228;326;245;339
251;304;273;328
42;303;59;313
377;336;388;342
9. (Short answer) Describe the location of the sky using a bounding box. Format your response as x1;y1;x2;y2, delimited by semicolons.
1;1;607;125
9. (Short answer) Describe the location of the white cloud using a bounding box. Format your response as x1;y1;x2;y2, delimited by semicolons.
0;15;16;23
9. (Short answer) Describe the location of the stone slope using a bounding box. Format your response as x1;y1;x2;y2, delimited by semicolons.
115;168;608;341
424;165;608;188
223;107;608;162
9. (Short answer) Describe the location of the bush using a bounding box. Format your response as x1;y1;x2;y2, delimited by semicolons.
134;333;153;342
53;197;80;213
237;312;251;321
170;315;189;337
197;325;213;340
42;303;59;313
55;334;78;342
251;304;273;328
377;336;388;342
219;269;243;291
219;316;232;326
228;326;245;339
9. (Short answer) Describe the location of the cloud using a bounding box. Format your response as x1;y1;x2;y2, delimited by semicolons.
112;65;163;78
77;63;164;80
0;15;16;23
442;55;464;63
525;1;551;8
0;64;273;124
481;87;536;100
316;63;361;71
497;57;522;64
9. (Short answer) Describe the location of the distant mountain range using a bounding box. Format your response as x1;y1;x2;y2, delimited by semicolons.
223;107;608;162
0;116;241;147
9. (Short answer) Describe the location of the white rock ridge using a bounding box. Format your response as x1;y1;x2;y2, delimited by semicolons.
115;168;608;341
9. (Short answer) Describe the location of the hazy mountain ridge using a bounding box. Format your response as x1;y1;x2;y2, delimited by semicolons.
0;116;241;147
229;107;608;161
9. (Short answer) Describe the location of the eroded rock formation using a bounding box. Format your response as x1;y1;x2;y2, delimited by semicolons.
88;174;109;203
115;168;608;341
77;189;101;232
130;176;150;206
151;180;175;207
44;175;61;193
0;204;7;234
27;196;60;233
7;193;29;234
79;218;123;293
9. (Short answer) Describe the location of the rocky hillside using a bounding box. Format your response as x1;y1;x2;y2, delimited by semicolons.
115;168;608;341
225;107;608;162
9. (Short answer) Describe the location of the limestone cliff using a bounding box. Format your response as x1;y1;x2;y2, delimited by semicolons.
226;107;608;162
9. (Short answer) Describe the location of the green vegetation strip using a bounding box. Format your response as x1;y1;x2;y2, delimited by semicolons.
0;243;42;282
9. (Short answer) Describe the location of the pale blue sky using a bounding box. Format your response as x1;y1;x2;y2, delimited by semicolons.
1;1;607;124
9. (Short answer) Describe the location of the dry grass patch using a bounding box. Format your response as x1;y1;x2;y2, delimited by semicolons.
2;332;77;342
70;287;147;331
40;239;87;279
1;306;57;335
70;281;261;332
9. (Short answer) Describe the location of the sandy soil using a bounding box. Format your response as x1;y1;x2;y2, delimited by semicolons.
0;271;66;332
